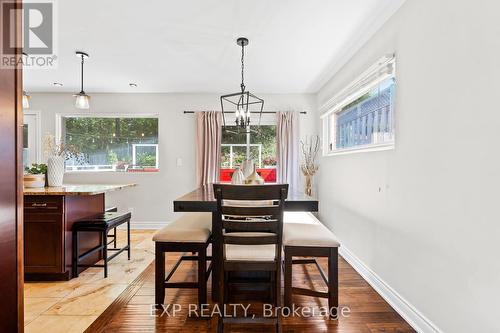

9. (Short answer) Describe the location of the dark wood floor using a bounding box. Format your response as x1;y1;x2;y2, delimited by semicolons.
86;253;415;332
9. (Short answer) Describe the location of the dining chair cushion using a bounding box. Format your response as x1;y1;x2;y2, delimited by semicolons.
224;232;276;238
284;211;322;225
284;222;340;248
153;212;212;243
225;244;276;261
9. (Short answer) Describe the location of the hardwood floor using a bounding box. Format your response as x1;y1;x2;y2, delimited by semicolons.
86;248;415;332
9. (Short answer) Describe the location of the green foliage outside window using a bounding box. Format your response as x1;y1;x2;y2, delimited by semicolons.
221;125;277;168
63;116;159;169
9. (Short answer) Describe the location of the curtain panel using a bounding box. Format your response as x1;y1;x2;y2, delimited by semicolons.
195;111;222;187
276;111;299;192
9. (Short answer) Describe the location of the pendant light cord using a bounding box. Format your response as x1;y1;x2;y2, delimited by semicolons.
80;55;84;94
240;42;245;93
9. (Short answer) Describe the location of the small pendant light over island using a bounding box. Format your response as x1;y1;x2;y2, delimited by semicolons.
74;51;91;109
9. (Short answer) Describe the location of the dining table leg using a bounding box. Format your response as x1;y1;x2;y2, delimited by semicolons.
211;211;221;302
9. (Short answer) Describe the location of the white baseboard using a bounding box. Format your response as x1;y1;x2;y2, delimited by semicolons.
129;221;168;230
339;246;442;333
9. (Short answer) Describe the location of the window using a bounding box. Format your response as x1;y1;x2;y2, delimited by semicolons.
220;125;277;183
58;115;159;172
322;55;396;155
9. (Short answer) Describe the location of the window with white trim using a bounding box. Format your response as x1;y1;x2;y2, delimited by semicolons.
58;115;159;172
322;55;396;155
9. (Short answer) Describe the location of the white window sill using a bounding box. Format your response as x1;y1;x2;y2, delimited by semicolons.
64;169;160;174
324;143;395;157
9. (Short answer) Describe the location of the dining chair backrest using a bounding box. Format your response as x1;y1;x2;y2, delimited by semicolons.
213;184;288;254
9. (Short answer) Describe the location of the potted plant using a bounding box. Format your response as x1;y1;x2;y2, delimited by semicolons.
24;163;48;188
43;134;85;186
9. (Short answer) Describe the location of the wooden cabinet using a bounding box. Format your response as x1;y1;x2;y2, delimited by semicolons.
24;194;105;281
24;213;64;273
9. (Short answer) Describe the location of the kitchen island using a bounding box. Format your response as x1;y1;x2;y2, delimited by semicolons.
24;184;136;281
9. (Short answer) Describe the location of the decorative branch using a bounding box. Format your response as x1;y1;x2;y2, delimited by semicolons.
43;133;86;164
300;135;320;176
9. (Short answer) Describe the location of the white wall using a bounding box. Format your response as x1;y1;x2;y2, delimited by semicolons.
316;0;500;332
29;93;316;227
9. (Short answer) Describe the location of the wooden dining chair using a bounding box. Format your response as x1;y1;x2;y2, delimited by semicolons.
213;184;288;333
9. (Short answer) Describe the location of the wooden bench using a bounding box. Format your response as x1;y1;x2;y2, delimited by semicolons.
283;212;340;318
72;211;131;278
153;212;212;308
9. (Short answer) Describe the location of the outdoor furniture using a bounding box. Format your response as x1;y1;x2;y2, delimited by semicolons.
153;212;212;308
72;211;131;278
213;184;288;333
283;212;340;318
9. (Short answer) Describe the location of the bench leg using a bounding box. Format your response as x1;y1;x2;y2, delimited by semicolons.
197;246;207;308
127;219;131;260
102;231;108;278
72;231;78;278
155;244;165;306
328;247;339;318
284;248;292;308
113;227;117;248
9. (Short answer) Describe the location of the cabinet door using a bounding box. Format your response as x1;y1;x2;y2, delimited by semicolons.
24;213;64;273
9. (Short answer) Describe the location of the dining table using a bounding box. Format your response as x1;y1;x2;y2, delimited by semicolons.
173;184;319;300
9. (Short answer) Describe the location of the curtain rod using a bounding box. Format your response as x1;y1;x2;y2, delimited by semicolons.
183;110;307;114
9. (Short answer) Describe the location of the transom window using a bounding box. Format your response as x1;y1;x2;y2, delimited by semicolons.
58;115;159;172
322;55;396;155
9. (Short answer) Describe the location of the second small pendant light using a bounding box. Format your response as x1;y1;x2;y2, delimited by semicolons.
74;51;90;109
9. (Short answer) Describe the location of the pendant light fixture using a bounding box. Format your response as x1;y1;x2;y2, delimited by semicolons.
220;37;264;134
74;51;90;109
22;90;31;109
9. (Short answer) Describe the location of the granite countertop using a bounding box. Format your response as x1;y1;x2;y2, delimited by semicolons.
24;184;137;196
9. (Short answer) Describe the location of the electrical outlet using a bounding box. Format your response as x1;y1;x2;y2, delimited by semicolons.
176;157;183;167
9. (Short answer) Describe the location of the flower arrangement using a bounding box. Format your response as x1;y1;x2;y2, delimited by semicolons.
43;133;85;162
300;135;320;196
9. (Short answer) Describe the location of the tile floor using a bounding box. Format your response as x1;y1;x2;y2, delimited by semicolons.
24;229;156;333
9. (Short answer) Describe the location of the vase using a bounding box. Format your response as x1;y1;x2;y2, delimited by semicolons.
24;174;46;188
241;159;255;178
47;156;65;186
245;165;264;185
231;167;245;185
304;174;313;196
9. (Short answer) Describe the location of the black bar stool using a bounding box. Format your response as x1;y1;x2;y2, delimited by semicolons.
72;211;131;278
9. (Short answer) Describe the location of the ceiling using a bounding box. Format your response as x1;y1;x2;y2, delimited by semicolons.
24;0;405;94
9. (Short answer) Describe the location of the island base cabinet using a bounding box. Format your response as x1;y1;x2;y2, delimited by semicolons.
24;194;105;281
24;213;64;275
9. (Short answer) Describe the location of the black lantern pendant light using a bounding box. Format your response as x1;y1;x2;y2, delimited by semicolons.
74;51;90;109
220;37;264;134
